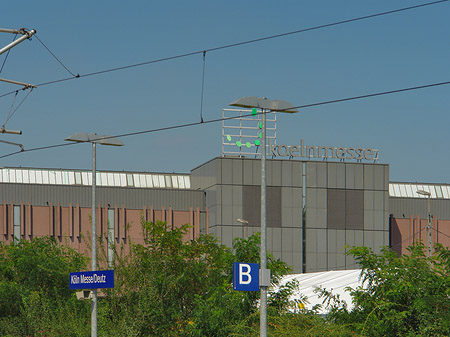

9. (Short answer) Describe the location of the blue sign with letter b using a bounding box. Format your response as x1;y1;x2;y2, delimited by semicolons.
233;262;259;291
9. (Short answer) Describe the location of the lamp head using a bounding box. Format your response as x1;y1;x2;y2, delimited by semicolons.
65;132;123;146
417;189;431;197
230;96;298;113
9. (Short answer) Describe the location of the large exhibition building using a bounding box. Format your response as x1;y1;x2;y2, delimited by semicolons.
1;109;449;273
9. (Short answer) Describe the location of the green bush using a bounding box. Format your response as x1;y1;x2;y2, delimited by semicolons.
324;243;450;337
99;220;292;336
0;237;89;336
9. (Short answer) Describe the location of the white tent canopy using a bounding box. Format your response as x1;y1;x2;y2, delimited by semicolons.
277;269;363;314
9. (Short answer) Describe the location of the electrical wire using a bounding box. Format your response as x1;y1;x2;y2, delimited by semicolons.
390;226;427;251
286;80;450;112
0;0;447;100
34;35;79;78
433;227;450;240
0;78;448;159
49;0;450;81
0;88;20;99
0;34;17;74
200;51;206;123
4;91;18;126
204;0;449;53
1;88;33;127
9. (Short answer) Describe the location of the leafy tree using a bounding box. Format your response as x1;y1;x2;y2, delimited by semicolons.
0;237;89;336
99;219;292;336
0;221;319;336
324;243;450;337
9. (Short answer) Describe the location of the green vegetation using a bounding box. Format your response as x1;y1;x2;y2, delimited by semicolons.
1;221;450;336
324;243;450;337
0;237;90;336
100;221;290;336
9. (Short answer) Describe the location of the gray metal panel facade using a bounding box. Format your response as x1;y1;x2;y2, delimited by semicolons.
190;157;220;190
389;197;450;220
192;157;304;272
0;183;205;210
192;157;392;273
305;161;389;272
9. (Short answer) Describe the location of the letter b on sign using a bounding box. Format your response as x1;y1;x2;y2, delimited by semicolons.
239;264;252;284
233;262;259;291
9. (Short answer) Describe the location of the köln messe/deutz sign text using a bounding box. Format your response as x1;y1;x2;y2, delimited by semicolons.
269;139;379;162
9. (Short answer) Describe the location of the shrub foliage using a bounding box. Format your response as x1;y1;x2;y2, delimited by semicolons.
2;221;450;336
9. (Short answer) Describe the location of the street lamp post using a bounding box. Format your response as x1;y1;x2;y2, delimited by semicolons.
237;218;249;238
65;133;123;337
230;97;297;337
417;189;432;258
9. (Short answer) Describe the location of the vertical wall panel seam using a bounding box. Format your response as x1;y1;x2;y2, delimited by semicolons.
143;205;147;222
121;205;126;241
114;205;119;242
76;203;81;241
195;207;200;240
69;203;73;240
206;208;209;234
1;202;5;238
26;203;32;239
20;202;24;239
49;202;54;237
9;201;14;241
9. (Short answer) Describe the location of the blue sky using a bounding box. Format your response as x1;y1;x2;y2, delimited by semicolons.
0;0;448;183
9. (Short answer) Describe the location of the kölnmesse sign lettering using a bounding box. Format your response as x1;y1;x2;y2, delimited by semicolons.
69;270;114;289
222;108;379;162
268;139;379;162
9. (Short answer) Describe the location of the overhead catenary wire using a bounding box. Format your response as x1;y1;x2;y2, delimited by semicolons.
3;90;18;125
1;88;33;128
34;34;79;78
0;78;449;159
0;34;17;74
48;0;450;80
390;226;427;251
288;80;450;112
433;227;450;241
200;51;206;123
0;0;447;100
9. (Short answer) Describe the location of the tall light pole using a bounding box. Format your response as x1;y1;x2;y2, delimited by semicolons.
230;97;297;337
417;189;432;258
65;132;123;337
237;218;249;238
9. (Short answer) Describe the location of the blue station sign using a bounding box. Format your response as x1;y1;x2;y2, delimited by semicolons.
233;262;259;292
70;270;114;290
